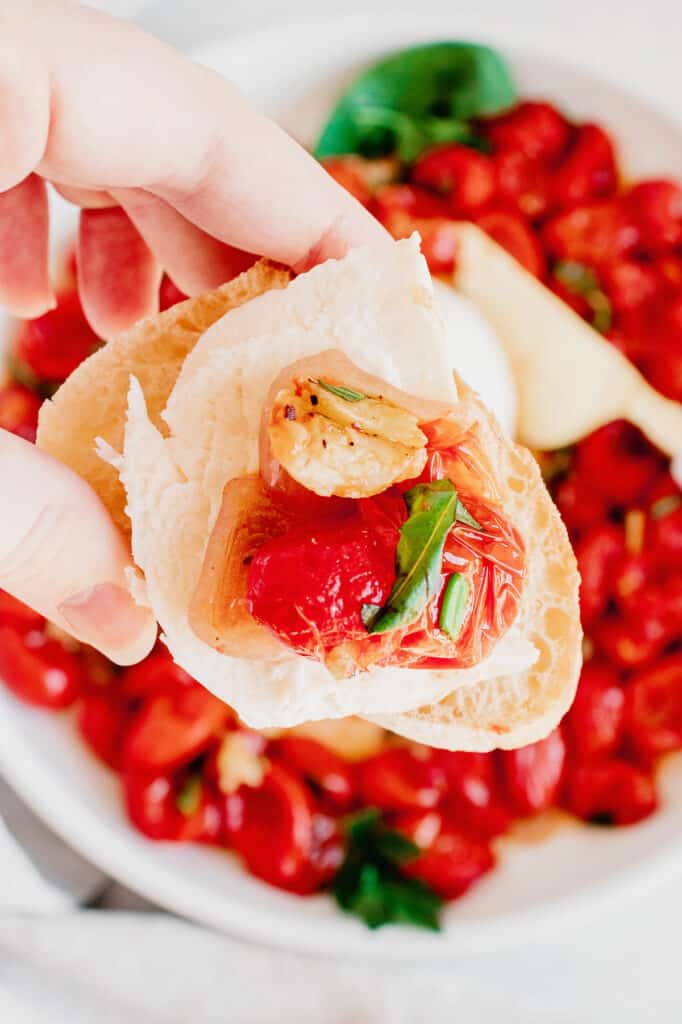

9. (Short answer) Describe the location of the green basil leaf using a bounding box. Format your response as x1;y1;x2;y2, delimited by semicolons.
176;774;202;816
455;497;483;530
316;379;367;402
315;42;515;161
367;480;457;634
333;809;443;930
439;573;470;640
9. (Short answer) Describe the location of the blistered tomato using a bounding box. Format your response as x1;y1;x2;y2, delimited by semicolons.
270;736;355;812
411;144;495;214
563;661;625;760
626;655;682;759
498;729;566;815
397;810;495;899
475;208;545;277
0;384;42;442
562;759;657;826
358;748;445;812
485;101;571;163
13;290;99;382
0;627;82;709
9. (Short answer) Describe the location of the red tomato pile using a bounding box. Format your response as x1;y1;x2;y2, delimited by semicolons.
324;101;682;403
0;98;681;916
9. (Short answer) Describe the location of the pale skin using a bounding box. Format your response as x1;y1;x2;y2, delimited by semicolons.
0;2;386;664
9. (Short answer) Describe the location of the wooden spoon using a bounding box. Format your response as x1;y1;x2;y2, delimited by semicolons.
451;221;682;456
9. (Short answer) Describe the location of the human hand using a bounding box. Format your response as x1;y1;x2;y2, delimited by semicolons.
0;2;385;663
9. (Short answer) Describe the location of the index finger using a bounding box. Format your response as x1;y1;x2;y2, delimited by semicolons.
2;3;386;269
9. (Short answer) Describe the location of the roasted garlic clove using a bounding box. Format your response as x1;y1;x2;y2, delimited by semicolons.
268;378;428;498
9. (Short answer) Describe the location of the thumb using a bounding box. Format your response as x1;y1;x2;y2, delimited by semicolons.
0;430;156;665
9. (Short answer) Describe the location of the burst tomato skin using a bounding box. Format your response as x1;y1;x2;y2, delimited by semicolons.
486;101;571;163
575;421;663;505
13;290;99;381
0;383;42;442
358;748;445;812
574;523;625;629
269;736;355;812
224;763;339;894
593;613;669;672
626;179;682;254
625;655;682;760
562;759;657;826
563;661;626;760
397;810;495;899
550;124;617;207
498;728;566;816
542;201;639;266
434;751;511;838
553;473;609;538
123;771;183;840
78;692;130;769
120;647;195;700
122;683;230;773
0;627;82;709
411;144;495;214
493;148;551;219
247;516;397;653
475;208;546;277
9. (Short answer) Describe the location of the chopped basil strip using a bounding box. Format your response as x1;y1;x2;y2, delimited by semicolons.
315;380;367;402
366;480;457;635
553;260;612;334
650;495;681;519
176;774;202;816
439;573;470;640
455;497;483;530
333;808;442;931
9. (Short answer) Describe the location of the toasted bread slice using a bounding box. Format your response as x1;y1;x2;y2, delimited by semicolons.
36;241;581;746
38;260;291;532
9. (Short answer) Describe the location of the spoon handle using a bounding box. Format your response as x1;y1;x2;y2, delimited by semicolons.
626;380;682;459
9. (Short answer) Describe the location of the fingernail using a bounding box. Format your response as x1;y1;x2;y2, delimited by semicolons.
58;583;156;664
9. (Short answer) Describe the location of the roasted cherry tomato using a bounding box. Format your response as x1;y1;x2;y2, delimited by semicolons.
434;751;510;838
123;682;231;772
475;208;545;277
562;759;657;826
574;523;625;628
493;149;551;219
77;692;130;769
411;144;495;214
593;613;668;671
563;661;625;760
542;201;639;265
358;748;445;812
485;101;571;163
600;259;660;324
550;124;617;207
625;655;682;759
397;810;495;899
123;771;183;840
225;763;340;893
575;421;663;505
498;728;566;815
120;647;195;700
269;736;355;811
0;383;42;442
248;515;397;654
13;290;99;382
626;180;682;255
0;589;44;631
0;627;82;709
176;781;224;845
647;504;682;568
552;472;609;537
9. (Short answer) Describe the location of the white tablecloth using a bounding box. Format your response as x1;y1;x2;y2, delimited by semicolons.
2;2;682;1020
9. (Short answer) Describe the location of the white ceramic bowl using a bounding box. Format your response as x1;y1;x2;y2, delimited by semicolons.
2;13;682;959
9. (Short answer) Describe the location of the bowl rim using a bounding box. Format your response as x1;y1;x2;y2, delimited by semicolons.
2;10;682;959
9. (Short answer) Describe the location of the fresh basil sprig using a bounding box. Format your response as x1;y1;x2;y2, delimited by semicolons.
333;808;443;931
363;480;457;634
315;42;515;163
